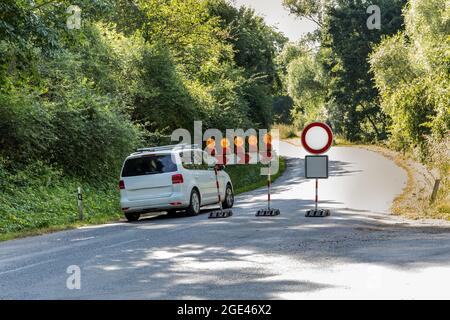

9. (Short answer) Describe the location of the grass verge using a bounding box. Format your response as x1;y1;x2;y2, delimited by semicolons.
0;217;115;242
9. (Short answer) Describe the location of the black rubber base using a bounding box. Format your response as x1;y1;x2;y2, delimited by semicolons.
208;209;233;219
305;209;331;217
256;209;281;217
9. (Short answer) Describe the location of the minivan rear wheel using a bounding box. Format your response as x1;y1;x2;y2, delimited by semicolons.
223;184;234;209
125;212;140;222
186;189;201;216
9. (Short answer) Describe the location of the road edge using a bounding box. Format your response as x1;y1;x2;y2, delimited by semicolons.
356;145;449;222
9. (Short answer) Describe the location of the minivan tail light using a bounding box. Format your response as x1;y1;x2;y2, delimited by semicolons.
172;174;184;184
119;180;125;190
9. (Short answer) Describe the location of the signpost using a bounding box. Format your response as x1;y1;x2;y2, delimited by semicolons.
208;164;233;219
301;123;333;218
256;134;280;217
77;187;83;221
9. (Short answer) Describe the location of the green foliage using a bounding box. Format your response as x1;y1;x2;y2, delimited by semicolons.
369;0;449;217
51;103;141;180
113;0;286;131
283;0;446;148
0;0;286;178
208;0;287;84
0;23;143;180
0;0;288;236
279;1;405;139
404;0;450;71
136;0;232;77
370;0;450;156
275;41;316;125
276;42;311;72
282;0;325;27
320;0;406;141
0;89;55;163
287;52;327;128
272;96;294;124
131;43;197;134
205;0;289;128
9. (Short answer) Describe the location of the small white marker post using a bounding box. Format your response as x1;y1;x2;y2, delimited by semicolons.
77;187;83;221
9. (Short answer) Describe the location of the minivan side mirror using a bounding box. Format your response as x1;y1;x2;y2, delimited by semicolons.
214;164;225;171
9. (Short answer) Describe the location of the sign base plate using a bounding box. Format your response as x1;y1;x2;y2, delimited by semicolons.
305;209;330;218
256;209;280;217
208;209;233;219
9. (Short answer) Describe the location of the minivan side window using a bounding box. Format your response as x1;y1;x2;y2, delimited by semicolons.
195;151;209;170
181;150;208;170
202;151;215;168
180;151;196;170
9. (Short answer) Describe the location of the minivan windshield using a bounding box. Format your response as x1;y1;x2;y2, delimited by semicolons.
122;154;177;177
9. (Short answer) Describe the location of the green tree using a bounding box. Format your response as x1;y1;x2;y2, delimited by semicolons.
287;52;327;128
131;43;197;134
283;0;326;27
320;0;406;141
207;0;288;127
370;0;449;154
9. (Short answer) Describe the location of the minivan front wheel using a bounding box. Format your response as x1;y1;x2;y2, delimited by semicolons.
125;212;140;222
186;189;201;216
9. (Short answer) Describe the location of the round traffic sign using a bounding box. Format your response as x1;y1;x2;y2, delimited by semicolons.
301;122;333;154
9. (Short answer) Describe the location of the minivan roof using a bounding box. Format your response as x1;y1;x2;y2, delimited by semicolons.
127;148;202;160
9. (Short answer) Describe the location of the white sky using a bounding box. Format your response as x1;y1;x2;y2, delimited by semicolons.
232;0;318;41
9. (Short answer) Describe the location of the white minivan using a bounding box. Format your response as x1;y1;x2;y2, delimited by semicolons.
119;145;234;221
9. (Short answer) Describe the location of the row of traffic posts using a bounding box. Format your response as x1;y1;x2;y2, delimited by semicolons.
209;122;334;219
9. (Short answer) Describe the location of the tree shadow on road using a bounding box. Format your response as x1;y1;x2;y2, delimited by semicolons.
72;200;450;299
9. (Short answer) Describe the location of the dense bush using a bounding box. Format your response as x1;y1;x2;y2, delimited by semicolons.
51;104;141;180
370;0;449;157
0;90;55;163
0;32;143;179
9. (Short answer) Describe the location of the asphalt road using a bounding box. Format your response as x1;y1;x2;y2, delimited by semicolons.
1;141;449;299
